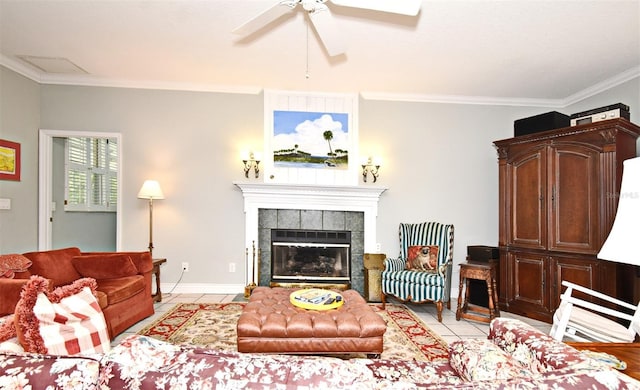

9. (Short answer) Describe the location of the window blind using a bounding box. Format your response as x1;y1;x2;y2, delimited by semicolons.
65;137;118;212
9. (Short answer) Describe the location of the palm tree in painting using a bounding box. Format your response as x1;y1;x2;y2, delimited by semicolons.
323;130;336;167
323;130;334;156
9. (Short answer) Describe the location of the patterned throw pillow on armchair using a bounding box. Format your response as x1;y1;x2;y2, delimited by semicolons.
405;245;439;272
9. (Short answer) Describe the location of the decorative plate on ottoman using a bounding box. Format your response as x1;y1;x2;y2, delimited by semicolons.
290;289;344;310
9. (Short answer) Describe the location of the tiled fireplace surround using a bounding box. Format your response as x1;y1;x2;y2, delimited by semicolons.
235;183;386;296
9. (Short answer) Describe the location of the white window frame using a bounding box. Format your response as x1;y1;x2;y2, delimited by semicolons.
64;136;118;212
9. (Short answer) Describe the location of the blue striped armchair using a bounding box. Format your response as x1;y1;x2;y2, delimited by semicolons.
381;222;454;322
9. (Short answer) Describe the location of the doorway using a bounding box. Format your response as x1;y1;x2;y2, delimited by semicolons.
38;129;122;251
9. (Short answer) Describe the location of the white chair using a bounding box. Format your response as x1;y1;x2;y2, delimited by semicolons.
550;281;640;343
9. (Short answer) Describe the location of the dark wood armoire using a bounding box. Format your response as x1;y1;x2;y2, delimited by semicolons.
494;118;640;323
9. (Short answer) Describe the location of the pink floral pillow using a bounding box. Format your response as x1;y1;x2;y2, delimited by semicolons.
0;254;32;279
449;339;534;381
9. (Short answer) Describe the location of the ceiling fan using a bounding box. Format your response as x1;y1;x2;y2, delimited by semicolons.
232;0;422;57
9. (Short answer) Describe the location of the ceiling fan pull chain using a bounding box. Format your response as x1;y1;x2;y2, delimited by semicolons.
305;20;310;79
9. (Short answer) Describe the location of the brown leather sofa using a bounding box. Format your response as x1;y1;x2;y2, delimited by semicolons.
0;247;154;339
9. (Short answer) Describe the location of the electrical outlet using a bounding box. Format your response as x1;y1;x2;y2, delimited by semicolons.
376;243;382;252
229;263;236;273
0;198;11;210
181;262;189;272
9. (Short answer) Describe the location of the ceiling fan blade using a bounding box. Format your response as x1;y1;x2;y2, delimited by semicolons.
308;7;346;57
329;0;421;16
232;1;297;36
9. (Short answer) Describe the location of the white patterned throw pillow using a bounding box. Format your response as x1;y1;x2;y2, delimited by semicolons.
33;286;111;355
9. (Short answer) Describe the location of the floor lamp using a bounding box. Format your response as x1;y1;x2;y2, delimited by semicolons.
138;180;165;256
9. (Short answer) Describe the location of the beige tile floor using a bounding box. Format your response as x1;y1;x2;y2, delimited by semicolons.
113;293;552;347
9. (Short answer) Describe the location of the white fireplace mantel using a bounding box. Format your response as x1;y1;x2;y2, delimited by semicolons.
234;182;387;284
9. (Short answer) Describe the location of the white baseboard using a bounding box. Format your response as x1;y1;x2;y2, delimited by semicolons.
159;283;245;295
160;283;461;300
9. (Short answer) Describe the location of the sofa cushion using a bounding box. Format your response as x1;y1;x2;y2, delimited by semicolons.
381;269;446;286
0;351;101;387
489;317;591;373
0;278;30;316
449;339;533;382
0;254;32;279
14;276;111;355
95;290;108;309
120;251;153;274
23;247;82;287
72;254;139;280
97;275;145;305
553;302;635;342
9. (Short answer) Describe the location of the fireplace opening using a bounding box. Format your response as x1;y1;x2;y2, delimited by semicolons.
271;229;351;288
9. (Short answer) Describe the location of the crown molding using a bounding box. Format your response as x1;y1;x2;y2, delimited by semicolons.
359;91;565;108
361;66;640;107
0;54;262;95
0;54;43;82
37;73;264;95
2;54;637;106
562;66;640;107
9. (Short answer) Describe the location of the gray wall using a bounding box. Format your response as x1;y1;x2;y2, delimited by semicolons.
0;66;40;253
39;84;261;291
1;64;638;293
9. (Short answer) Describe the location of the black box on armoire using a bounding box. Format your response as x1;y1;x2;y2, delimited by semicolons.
466;245;500;307
514;111;570;137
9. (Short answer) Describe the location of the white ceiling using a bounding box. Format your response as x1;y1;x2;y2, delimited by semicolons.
1;0;639;106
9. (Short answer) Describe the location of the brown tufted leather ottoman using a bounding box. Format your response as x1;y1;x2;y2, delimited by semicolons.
237;287;387;357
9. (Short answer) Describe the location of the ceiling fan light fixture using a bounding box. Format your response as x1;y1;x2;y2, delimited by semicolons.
232;0;420;56
281;0;299;10
301;0;327;12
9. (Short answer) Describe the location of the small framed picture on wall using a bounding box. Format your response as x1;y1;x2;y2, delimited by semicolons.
0;139;21;181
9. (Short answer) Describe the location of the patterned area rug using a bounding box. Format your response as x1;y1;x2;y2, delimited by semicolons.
138;302;449;362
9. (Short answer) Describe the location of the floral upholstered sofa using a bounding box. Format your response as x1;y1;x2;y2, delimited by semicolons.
1;318;639;389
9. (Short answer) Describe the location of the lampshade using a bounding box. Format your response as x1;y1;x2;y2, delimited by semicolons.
597;156;640;266
137;180;165;200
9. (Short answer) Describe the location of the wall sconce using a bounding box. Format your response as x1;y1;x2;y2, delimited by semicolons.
362;157;381;183
242;152;261;178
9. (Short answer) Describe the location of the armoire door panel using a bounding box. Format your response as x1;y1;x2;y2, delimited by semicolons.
552;256;596;308
511;252;547;308
509;149;546;249
548;145;598;253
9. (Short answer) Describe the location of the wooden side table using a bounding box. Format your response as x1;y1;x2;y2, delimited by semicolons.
567;342;640;381
456;261;500;323
152;258;167;303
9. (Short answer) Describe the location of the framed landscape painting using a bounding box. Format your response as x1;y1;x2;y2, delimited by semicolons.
273;110;349;170
264;90;359;185
0;139;21;181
